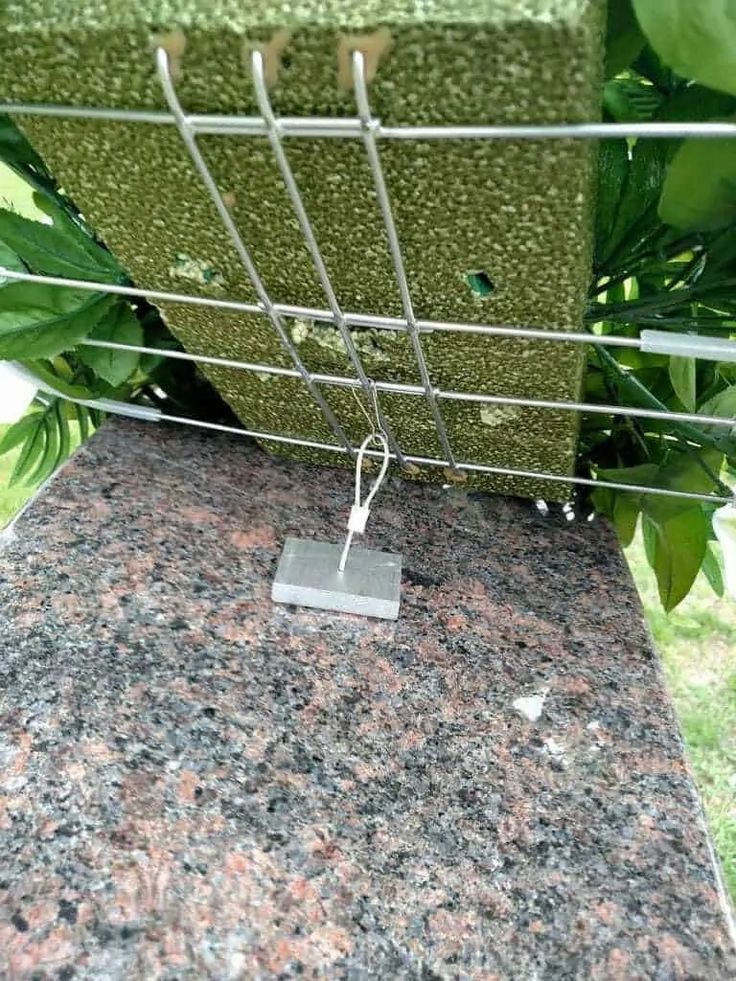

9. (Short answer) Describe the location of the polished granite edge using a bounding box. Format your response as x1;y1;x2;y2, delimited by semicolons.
0;419;734;979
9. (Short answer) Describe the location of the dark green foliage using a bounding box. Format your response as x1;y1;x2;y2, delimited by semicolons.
605;0;645;79
585;1;736;609
632;1;736;97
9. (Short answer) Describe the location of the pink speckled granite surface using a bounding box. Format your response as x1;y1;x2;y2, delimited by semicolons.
0;420;734;979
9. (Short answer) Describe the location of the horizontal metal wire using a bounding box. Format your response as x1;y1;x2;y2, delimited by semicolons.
94;404;728;506
3;101;736;140
21;364;734;504
0;266;652;349
80;336;736;431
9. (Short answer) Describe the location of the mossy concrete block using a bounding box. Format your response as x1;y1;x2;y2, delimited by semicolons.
0;1;606;501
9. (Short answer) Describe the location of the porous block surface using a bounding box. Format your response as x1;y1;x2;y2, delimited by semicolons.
1;420;734;978
0;1;606;500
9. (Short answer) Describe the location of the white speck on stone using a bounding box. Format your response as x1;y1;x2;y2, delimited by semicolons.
512;688;548;722
586;720;601;732
542;737;566;762
479;404;521;429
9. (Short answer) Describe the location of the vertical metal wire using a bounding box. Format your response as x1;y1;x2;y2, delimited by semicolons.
351;50;457;469
250;50;406;467
155;47;353;453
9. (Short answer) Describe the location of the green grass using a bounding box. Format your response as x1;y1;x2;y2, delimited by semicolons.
0;433;733;900
626;536;736;901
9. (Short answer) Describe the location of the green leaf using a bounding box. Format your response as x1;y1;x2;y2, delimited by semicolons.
699;384;736;426
5;400;75;487
56;401;72;467
0;411;42;456
31;196;122;276
669;355;696;410
613;492;640;547
594;346;730;454
75;403;91;443
596;462;660;487
643;450;724;522
659;136;736;231
0;207;119;281
595;140;629;268
656;84;736;125
76;303;143;386
30;408;61;485
603;77;663;122
0;282;114;359
606;0;646;78
643;506;708;611
602;140;668;268
0;114;46;172
10;410;46;486
632;1;736;96
19;359;94;399
702;543;725;596
0;240;25;281
700;227;736;281
591;485;615;519
642;513;658;566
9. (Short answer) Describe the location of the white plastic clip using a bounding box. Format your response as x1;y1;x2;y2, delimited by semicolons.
348;502;371;534
0;361;162;423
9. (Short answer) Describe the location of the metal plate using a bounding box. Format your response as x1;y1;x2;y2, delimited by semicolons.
272;537;401;620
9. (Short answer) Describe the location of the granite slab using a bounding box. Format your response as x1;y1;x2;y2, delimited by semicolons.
0;419;734;979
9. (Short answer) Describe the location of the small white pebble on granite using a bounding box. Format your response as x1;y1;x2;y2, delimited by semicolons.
512;688;548;722
587;720;606;743
543;737;567;762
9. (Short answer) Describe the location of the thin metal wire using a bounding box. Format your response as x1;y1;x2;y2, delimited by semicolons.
154;47;353;455
4;100;736;140
351;50;457;468
249;50;406;467
379;121;736;141
0;267;264;315
79;337;736;430
159;412;343;452
90;402;729;507
438;388;736;429
0;266;649;348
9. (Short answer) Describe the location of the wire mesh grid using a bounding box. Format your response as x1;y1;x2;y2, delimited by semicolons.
1;46;736;506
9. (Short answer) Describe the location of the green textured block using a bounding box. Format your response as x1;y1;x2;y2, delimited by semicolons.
0;1;605;500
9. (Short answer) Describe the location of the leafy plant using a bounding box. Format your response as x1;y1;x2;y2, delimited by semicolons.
0;112;234;490
1;3;736;610
584;0;736;609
